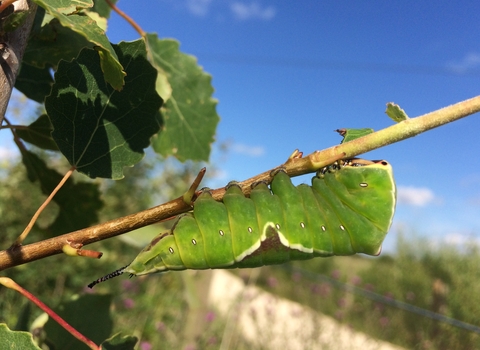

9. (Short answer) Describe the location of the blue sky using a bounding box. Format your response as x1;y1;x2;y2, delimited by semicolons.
4;1;480;252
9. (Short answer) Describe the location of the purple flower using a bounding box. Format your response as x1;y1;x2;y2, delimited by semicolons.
121;280;139;293
122;298;135;309
267;276;278;288
83;286;95;294
350;276;362;285
156;322;166;332
331;270;341;279
205;311;216;322
140;341;152;350
291;272;302;282
311;283;332;297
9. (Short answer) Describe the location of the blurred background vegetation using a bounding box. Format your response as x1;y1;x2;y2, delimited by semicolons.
1;137;480;349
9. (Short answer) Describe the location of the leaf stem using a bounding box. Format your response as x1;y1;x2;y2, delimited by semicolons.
105;0;145;37
11;166;76;247
0;277;101;350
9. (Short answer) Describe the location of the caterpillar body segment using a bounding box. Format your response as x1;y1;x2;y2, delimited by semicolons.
88;159;396;288
123;159;396;277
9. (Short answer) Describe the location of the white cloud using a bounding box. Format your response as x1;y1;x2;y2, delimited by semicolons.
447;53;480;74
230;1;276;21
443;233;478;246
185;0;213;17
397;186;435;207
232;143;265;157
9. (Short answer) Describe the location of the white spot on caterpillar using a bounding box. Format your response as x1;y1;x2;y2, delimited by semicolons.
248;227;253;233
360;182;368;187
192;239;197;245
219;230;225;236
321;226;326;231
168;247;174;254
340;225;345;231
275;224;281;230
300;222;306;229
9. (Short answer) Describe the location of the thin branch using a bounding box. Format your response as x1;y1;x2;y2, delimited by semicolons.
106;0;145;37
12;166;76;247
0;95;479;271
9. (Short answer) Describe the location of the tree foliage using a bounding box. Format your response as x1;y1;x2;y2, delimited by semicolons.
1;0;219;348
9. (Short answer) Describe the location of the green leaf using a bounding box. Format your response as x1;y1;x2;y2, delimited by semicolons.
85;9;107;32
0;323;41;350
32;0;94;15
24;12;94;69
385;102;409;122
335;128;374;143
146;34;220;162
45;40;163;179
91;0;118;19
16;115;58;150
21;150;103;236
101;333;138;350
30;0;125;89
15;64;53;103
44;294;113;350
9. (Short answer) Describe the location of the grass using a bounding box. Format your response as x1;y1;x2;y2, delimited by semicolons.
253;238;480;350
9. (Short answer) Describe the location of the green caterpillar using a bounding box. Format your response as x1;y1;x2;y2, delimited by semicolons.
88;159;396;288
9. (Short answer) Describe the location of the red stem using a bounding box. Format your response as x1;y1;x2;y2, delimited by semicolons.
0;278;101;350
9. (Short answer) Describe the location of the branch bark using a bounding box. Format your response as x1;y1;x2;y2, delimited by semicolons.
0;94;479;271
0;0;37;124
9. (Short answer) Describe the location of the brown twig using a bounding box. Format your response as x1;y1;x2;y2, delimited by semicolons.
105;0;145;37
0;95;479;271
11;166;76;247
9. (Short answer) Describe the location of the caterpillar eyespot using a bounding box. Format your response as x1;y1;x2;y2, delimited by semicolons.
89;158;396;287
